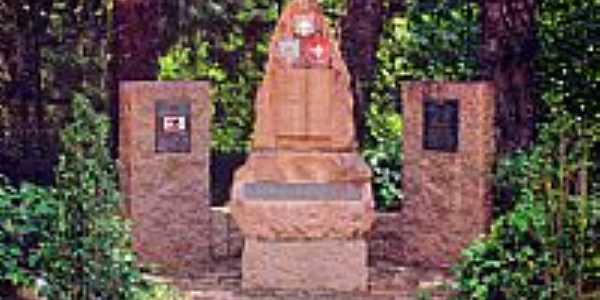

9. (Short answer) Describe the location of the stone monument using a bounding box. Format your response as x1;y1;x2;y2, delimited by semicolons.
119;81;211;275
229;0;375;291
399;81;496;268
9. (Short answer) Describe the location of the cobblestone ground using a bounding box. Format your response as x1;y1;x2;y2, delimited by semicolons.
154;258;455;300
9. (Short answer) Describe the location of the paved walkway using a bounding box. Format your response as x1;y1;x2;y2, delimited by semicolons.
156;258;455;300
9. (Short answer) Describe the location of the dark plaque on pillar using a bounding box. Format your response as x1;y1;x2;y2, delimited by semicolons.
155;101;191;153
423;99;459;152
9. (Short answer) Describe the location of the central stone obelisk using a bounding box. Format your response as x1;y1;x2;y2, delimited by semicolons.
229;0;375;292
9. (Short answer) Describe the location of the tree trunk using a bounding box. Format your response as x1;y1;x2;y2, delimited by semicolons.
480;0;538;154
114;0;161;81
111;0;161;157
341;0;383;146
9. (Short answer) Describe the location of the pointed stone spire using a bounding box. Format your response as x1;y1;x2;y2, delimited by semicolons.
252;0;356;151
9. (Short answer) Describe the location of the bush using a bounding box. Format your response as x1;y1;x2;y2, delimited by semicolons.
1;93;189;300
453;114;599;300
131;282;185;300
0;181;56;291
453;199;553;299
40;94;144;300
362;102;403;210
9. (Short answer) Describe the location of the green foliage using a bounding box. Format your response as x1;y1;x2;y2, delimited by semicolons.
130;282;185;300
159;36;255;153
0;183;56;288
371;0;479;109
403;0;479;80
0;93;188;300
415;288;434;300
451;2;599;298
454;199;553;299
363;102;403;210
41;94;144;300
374;0;479;85
453;114;599;300
537;0;600;124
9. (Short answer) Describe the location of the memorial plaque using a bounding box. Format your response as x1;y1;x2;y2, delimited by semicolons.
243;182;361;201
423;99;459;152
277;37;300;65
155;101;191;153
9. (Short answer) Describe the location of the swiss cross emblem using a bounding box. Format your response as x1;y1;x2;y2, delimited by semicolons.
301;35;331;66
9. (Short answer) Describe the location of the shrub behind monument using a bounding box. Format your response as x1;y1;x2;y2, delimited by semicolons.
41;94;144;300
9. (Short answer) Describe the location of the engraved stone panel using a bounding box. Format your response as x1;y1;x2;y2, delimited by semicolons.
423;99;459;152
275;70;306;139
243;182;361;201
307;69;332;138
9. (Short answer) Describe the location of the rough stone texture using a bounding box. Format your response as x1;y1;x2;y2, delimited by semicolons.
119;81;211;275
157;258;455;300
229;0;374;292
230;152;374;240
210;209;416;266
210;207;243;260
367;213;405;264
399;81;496;268
241;239;368;291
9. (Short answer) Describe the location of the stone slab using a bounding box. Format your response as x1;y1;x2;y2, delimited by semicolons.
230;152;374;240
119;81;211;275
399;81;495;268
242;239;369;292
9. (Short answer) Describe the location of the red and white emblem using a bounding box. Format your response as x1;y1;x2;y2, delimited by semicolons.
301;35;331;66
163;116;186;132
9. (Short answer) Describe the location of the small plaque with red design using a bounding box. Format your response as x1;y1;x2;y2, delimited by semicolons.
301;35;331;67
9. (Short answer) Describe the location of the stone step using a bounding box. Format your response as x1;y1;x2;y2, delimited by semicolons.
171;264;454;300
187;289;412;300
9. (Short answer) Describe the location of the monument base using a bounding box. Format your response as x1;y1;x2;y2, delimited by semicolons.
242;239;368;291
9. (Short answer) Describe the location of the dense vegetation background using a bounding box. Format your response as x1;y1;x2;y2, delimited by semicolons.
0;0;598;299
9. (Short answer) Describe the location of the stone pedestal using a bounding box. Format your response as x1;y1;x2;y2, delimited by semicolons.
242;239;368;291
119;81;211;275
399;81;496;268
230;152;374;241
230;151;374;291
229;0;374;292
